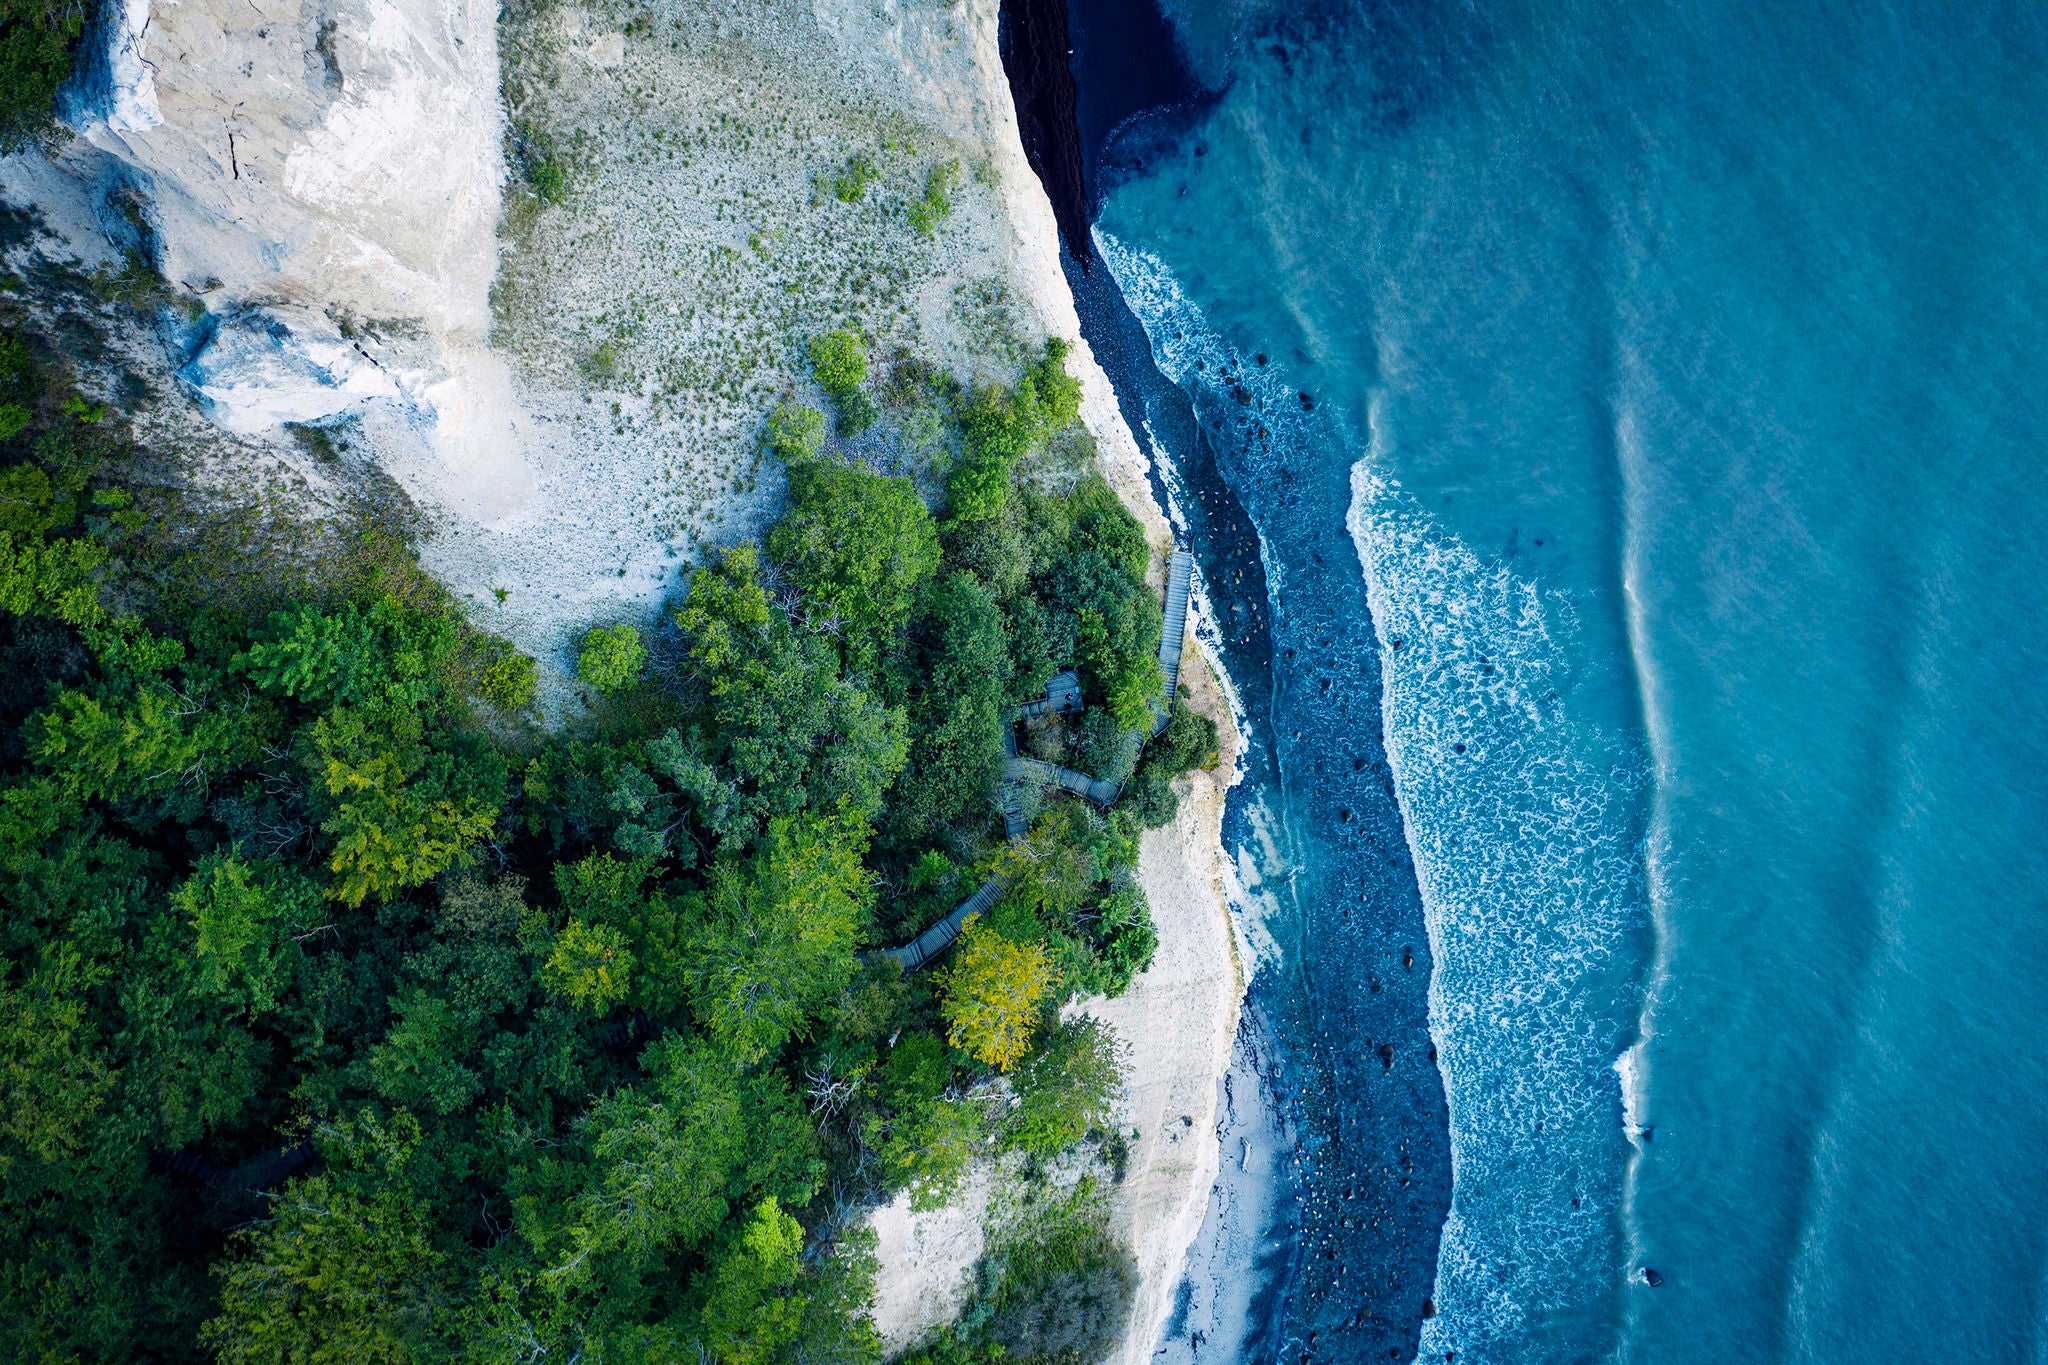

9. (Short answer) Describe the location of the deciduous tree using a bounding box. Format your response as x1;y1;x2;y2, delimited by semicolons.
768;454;938;674
942;922;1053;1071
577;622;647;694
686;810;875;1062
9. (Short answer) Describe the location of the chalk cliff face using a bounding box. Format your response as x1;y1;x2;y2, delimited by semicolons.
50;0;534;521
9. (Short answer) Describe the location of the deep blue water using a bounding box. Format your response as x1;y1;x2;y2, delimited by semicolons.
1091;0;2048;1359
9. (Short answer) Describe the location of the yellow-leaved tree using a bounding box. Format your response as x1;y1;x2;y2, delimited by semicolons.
941;920;1054;1072
543;918;635;1014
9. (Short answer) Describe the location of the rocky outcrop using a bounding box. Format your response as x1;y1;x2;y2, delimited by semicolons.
31;0;533;519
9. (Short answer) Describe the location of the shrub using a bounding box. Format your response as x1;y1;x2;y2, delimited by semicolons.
831;153;877;203
1080;887;1156;998
582;340;619;384
529;156;567;205
946;340;1081;522
762;402;826;463
471;647;538;710
808;330;875;436
1023;338;1082;429
981;1189;1137;1363
1006;1016;1122;1155
577;622;646;694
1122;701;1219;828
872;1090;981;1210
809;330;866;399
1151;698;1220;772
881;353;942;408
909;160;960;237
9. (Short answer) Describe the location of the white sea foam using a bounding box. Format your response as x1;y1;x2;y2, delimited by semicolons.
1616;1041;1650;1146
1102;229;1650;1361
1136;407;1274;980
1350;464;1649;1359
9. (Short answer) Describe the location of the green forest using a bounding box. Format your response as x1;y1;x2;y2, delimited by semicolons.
0;308;1217;1364
0;0;80;153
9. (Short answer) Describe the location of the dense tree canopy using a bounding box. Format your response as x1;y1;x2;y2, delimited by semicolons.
0;0;81;152
767;442;939;675
1027;475;1163;727
0;314;1206;1363
674;545;908;830
890;570;1011;842
685;809;875;1063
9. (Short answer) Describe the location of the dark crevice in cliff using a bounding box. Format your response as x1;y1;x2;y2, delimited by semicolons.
998;0;1215;267
998;0;1092;265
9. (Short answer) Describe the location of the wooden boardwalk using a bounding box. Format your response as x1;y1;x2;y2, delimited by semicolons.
880;874;1009;970
1006;756;1120;808
1018;669;1083;721
1153;547;1194;734
885;543;1196;969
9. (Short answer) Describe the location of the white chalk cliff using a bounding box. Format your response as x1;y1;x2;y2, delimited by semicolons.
42;0;535;522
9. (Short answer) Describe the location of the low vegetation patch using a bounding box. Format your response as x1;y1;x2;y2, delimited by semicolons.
832;152;879;204
909;159;961;238
897;1183;1139;1365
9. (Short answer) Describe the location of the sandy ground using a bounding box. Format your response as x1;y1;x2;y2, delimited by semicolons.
867;1167;995;1348
1082;648;1243;1365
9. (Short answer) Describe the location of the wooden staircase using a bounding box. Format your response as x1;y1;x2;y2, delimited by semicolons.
885;544;1196;969
1153;547;1193;734
880;874;1010;970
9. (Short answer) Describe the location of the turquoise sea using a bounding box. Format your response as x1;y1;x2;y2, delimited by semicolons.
1087;0;2048;1359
